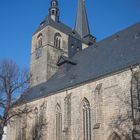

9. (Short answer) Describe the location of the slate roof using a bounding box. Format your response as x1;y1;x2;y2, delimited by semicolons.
33;16;81;40
74;0;96;44
75;0;90;38
16;22;140;105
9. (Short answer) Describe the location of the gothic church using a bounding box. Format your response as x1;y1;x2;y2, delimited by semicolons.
7;0;140;140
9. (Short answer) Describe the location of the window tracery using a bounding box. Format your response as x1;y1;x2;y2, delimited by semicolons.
132;72;140;123
82;98;91;140
54;33;62;49
35;34;43;59
37;34;43;49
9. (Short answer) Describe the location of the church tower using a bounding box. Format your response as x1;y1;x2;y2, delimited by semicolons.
30;0;80;87
30;0;95;87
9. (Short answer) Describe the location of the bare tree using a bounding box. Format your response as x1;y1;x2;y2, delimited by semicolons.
0;59;30;140
109;70;140;140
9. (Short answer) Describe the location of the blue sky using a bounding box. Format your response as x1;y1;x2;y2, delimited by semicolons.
0;0;140;69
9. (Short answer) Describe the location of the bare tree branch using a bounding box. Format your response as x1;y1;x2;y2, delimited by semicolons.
0;59;30;139
109;70;140;140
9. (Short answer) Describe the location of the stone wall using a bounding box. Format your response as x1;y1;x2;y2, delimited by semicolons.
30;26;69;87
6;68;135;140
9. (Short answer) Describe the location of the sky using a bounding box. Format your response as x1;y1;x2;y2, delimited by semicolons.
0;0;140;69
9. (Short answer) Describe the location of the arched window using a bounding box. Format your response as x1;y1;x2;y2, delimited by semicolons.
132;72;140;123
37;34;42;49
35;34;42;59
52;10;55;15
82;98;91;140
133;72;140;108
52;1;56;7
109;132;121;140
54;33;62;49
56;104;62;140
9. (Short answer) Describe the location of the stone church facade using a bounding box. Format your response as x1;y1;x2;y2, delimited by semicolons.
6;0;140;140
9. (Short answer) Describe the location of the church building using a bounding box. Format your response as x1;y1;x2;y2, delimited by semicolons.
7;0;140;140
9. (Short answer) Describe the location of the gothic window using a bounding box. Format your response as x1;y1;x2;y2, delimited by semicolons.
56;104;62;140
133;73;140;109
52;10;55;15
54;33;62;49
132;72;140;123
37;34;42;48
16;115;27;140
82;98;91;140
35;34;42;59
52;2;55;6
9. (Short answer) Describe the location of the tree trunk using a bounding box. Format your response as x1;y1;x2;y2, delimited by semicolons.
0;126;4;140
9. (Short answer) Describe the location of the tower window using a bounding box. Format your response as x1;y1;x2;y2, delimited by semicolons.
37;34;43;49
54;33;62;49
52;1;56;7
35;34;42;59
82;98;91;140
52;10;55;15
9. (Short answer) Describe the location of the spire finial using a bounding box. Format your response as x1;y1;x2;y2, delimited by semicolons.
75;0;90;38
49;0;59;22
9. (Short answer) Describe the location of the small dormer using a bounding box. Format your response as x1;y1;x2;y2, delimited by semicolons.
57;55;77;66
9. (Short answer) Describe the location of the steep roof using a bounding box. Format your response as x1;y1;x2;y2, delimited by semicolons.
33;16;81;40
75;0;90;38
16;22;140;105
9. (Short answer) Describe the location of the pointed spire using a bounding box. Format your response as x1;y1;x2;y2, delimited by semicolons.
49;0;59;22
75;0;90;38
